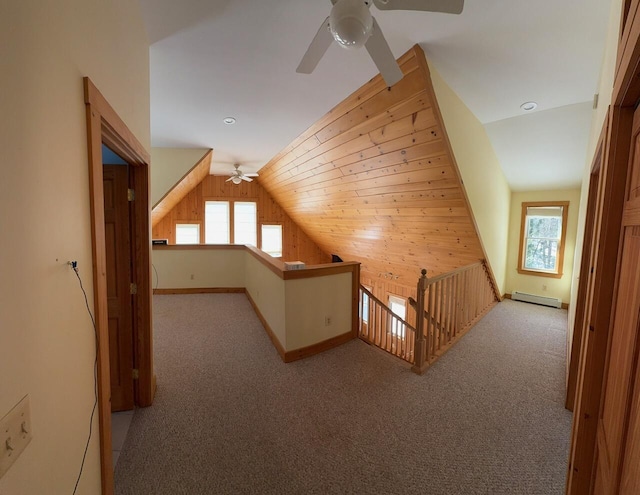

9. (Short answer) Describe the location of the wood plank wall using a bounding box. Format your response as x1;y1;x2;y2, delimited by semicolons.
152;175;331;265
257;44;488;303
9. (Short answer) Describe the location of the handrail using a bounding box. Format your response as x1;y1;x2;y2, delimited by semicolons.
358;261;497;371
360;286;415;329
412;260;498;373
153;244;360;281
424;261;483;284
358;285;416;364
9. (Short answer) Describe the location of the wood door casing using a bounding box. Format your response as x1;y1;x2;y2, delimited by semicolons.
103;164;134;412
593;106;640;494
595;229;640;493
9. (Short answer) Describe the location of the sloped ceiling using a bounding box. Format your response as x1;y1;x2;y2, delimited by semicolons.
258;45;489;286
139;0;612;189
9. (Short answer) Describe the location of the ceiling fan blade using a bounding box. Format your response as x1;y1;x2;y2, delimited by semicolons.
364;18;403;87
373;0;464;14
296;17;333;74
225;177;234;182
244;173;259;177
241;176;253;182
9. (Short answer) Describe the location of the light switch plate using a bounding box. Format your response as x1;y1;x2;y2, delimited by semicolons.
0;395;32;479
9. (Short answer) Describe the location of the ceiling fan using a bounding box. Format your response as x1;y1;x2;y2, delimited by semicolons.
297;0;464;87
225;164;259;184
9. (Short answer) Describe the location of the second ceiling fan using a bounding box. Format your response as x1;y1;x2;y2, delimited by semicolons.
297;0;464;87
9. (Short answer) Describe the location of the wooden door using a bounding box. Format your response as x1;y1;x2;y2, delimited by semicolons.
594;108;640;494
103;165;134;412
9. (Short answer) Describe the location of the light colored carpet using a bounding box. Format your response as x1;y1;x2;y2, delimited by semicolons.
115;295;572;494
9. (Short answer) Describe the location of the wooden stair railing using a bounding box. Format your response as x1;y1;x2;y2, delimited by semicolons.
410;261;499;374
358;286;416;364
359;261;498;373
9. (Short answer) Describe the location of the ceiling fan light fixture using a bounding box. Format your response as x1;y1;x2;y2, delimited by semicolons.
330;0;373;49
231;176;242;185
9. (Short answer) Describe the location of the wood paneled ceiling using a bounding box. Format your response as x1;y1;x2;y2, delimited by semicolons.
258;45;493;288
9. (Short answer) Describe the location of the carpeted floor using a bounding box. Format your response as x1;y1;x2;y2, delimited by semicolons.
115;294;572;494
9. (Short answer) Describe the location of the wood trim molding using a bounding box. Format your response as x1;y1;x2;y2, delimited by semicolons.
566;123;607;413
84;76;153;495
151;149;212;227
153;244;360;281
284;331;355;363
154;287;245;295
154;244;246;251
248;284;356;364
614;0;640;105
245;289;287;360
516;201;570;279
566;105;634;494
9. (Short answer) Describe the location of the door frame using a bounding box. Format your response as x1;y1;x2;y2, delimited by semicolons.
84;77;154;495
565;123;606;412
566;1;640;492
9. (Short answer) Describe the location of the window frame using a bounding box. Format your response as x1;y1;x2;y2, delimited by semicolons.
260;223;283;258
387;293;407;338
174;221;203;244
233;201;257;247
203;199;258;246
517;201;569;279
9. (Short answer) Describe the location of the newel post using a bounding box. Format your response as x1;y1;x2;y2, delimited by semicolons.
411;269;428;375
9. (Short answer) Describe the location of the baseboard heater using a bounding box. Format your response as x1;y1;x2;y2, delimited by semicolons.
511;291;562;309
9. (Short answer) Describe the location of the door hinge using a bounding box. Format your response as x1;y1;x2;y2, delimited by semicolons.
127;188;135;202
130;282;138;295
132;369;139;380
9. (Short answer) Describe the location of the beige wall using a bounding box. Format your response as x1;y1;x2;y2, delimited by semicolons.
568;0;623;331
285;274;352;351
151;147;210;205
244;254;288;347
152;249;246;289
0;1;149;493
505;189;582;304
152;248;354;353
429;64;511;295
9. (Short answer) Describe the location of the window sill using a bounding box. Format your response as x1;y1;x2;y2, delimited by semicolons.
517;268;563;279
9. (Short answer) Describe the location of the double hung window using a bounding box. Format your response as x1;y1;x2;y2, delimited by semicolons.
518;202;569;278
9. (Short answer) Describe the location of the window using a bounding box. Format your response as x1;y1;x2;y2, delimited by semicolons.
234;202;257;246
261;224;283;257
388;294;406;337
361;286;372;324
518;202;569;278
175;223;200;244
205;200;257;245
205;201;230;244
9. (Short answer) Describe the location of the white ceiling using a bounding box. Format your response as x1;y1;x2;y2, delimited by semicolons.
138;0;612;190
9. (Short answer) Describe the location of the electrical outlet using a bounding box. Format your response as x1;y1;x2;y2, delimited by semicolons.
190;274;195;280
0;395;32;479
325;316;331;326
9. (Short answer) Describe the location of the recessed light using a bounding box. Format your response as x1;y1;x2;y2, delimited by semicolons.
223;117;236;125
520;101;538;111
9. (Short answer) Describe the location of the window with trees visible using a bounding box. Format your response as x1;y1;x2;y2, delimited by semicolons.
261;224;283;257
517;202;569;278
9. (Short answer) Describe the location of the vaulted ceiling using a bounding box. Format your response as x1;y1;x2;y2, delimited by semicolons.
138;0;612;191
258;45;490;285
